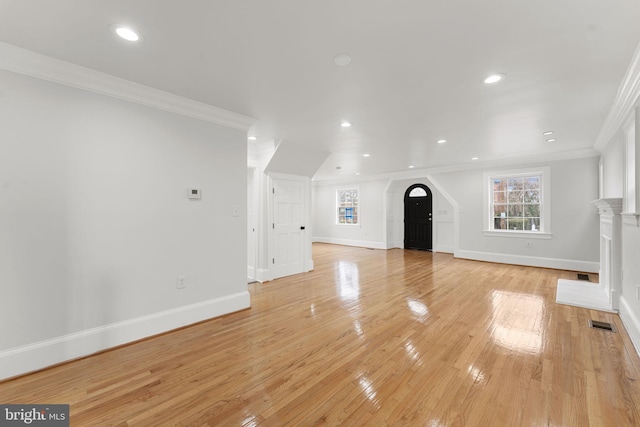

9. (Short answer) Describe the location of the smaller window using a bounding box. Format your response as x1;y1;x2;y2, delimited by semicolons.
337;188;359;225
409;187;427;197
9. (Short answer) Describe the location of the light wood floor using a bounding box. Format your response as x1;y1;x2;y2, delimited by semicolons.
2;244;640;426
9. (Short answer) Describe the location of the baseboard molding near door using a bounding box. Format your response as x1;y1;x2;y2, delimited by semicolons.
255;268;271;283
313;237;386;250
455;250;599;273
0;291;250;381
619;296;640;359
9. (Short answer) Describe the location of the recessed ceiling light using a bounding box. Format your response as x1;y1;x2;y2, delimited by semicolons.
111;25;142;42
471;157;479;160
355;172;360;175
408;165;415;169
546;138;556;143
248;136;257;141
341;121;352;128
363;153;370;157
542;131;554;136
334;54;352;66
484;73;505;84
437;139;447;144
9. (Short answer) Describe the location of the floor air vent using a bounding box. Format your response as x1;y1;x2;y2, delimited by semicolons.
577;273;590;281
589;320;616;332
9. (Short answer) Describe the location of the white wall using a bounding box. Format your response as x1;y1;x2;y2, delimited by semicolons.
431;156;600;271
313;179;387;249
0;70;249;378
312;156;600;271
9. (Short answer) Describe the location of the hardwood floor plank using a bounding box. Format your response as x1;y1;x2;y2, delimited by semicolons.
1;243;639;426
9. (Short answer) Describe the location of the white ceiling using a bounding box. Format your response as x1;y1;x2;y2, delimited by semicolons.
1;1;639;180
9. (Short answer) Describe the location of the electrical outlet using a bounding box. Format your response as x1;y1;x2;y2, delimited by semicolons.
525;241;532;248
177;275;186;289
636;285;640;301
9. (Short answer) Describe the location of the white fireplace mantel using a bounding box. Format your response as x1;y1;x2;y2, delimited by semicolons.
592;198;624;216
556;198;622;312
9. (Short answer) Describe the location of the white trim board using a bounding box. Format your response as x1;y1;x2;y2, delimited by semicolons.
313;149;599;184
435;245;454;254
0;41;256;131
255;268;271;283
619;296;640;359
0;292;250;381
455;250;599;273
595;41;640;152
313;237;387;250
555;279;616;313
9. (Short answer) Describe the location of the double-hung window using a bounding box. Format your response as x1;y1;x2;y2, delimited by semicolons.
484;167;551;238
336;188;359;225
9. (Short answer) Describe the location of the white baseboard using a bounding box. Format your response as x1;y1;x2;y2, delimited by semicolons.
255;268;271;283
247;265;255;281
313;237;386;250
435;245;454;254
0;292;250;381
455;250;599;273
619;296;640;359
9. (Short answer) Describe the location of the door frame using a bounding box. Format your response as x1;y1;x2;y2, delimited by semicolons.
247;167;258;282
267;172;313;279
403;183;433;251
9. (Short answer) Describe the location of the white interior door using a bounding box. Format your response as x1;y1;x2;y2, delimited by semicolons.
272;177;305;279
247;168;256;282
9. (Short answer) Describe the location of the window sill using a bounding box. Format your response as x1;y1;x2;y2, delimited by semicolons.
482;230;552;239
334;223;361;228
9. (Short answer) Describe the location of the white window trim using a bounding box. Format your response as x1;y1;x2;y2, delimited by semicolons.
482;167;552;238
623;118;637;214
335;186;361;227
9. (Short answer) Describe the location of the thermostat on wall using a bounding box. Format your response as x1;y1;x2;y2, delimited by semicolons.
188;189;201;199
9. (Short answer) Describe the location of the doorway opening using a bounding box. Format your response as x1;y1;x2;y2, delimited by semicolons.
404;184;433;251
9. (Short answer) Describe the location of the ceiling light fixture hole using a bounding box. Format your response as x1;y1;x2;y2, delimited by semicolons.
334;54;352;66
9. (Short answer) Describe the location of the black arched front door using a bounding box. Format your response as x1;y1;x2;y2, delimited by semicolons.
404;184;433;251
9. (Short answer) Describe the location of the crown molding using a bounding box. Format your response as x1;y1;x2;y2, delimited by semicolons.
594;41;640;152
0;42;256;131
313;147;599;184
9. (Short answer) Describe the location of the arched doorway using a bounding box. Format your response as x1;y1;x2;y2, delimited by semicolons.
404;184;433;251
